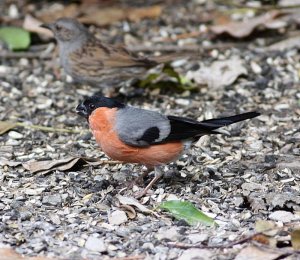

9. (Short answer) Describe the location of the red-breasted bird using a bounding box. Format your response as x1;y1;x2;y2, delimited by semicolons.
76;95;260;197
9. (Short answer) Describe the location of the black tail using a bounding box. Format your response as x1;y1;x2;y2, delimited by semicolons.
165;111;260;142
199;111;260;130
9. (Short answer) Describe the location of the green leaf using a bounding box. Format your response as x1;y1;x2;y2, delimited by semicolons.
0;27;30;50
0;121;17;135
160;200;216;226
139;73;160;88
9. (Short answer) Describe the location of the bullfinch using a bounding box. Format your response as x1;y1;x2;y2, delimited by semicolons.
76;95;260;197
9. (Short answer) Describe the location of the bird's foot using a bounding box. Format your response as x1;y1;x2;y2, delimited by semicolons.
134;167;163;199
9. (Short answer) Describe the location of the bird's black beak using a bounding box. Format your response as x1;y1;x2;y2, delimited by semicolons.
76;103;89;118
40;23;52;30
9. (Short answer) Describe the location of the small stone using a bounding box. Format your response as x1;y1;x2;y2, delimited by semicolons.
269;211;299;223
187;233;208;243
175;98;190;106
42;194;62;206
108;210;128;225
85;236;106;252
8;131;23;140
178;248;212;260
251;61;262;74
155;227;180;241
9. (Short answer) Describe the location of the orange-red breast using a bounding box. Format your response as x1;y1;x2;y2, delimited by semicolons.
76;95;260;197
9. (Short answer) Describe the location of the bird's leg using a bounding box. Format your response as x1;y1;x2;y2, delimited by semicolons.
134;167;153;185
125;167;152;189
135;166;164;198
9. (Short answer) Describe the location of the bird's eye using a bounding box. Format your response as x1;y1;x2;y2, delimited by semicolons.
89;104;95;110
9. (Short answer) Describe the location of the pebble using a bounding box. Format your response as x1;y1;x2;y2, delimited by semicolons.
178;249;212;260
8;131;23;140
42;194;62;206
269;211;299;223
175;98;190;106
187;233;208;243
85;236;106;252
155;227;180;241
251;61;262;74
108;210;128;225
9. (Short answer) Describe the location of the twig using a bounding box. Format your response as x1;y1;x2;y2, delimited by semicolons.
168;232;263;249
0;51;52;59
15;122;88;134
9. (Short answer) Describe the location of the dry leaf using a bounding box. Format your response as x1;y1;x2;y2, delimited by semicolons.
120;204;137;219
0;158;22;167
79;5;162;26
255;220;278;236
0;121;17;135
127;5;162;22
22;157;80;174
116;195;153;214
23;14;53;38
266;35;300;51
291;229;300;250
211;11;285;38
252;234;270;245
22;157;116;174
186;57;247;89
235;245;283;260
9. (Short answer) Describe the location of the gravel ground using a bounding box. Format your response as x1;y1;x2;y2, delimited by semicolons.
0;1;300;259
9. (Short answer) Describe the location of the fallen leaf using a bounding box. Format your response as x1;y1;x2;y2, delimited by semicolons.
0;158;22;167
22;157;118;174
0;121;17;135
266;35;300;51
159;200;215;226
291;229;300;250
116;195;153;214
211;11;285;38
120;204;137;219
255;220;278;236
139;64;196;91
252;234;271;245
235;245;284;260
127;5;162;22
22;157;80;174
79;5;162;26
0;27;31;50
186;57;247;89
23;14;53;38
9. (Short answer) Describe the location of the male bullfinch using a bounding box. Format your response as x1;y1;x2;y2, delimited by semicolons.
76;95;260;197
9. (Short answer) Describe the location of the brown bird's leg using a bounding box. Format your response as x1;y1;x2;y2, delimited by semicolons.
134;167;153;185
135;167;163;198
125;167;152;189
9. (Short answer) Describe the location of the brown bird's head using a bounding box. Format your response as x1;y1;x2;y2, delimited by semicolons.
76;95;125;118
41;17;89;43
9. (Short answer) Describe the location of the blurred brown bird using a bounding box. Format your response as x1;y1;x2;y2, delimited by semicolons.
41;17;176;89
